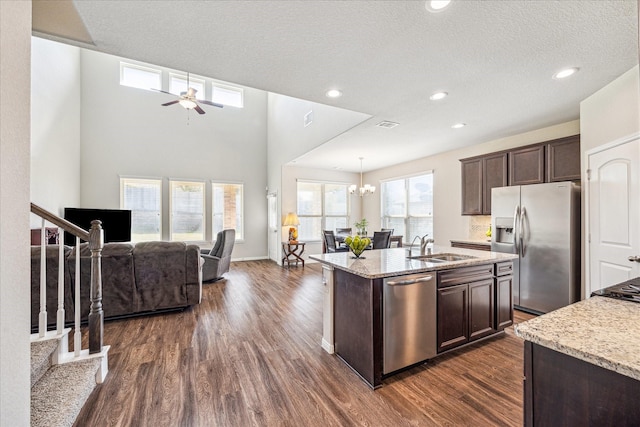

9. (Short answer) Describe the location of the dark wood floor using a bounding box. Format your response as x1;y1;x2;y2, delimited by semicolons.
74;260;535;427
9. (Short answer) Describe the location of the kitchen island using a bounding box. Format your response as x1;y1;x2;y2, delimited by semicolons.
515;296;640;426
310;246;517;388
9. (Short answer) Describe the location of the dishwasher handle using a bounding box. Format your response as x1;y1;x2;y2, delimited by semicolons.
386;275;434;286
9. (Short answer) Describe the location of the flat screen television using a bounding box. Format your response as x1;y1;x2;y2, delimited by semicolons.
63;208;132;244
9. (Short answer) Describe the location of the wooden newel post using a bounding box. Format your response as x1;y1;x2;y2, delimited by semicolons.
88;220;104;354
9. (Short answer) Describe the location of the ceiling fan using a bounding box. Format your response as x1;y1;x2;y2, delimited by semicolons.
153;73;223;114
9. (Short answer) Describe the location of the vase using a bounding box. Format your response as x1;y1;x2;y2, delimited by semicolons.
349;247;366;259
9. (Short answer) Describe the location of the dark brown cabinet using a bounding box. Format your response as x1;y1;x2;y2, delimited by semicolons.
482;153;508;214
437;264;497;353
461;158;483;215
461;153;507;215
461;135;580;215
437;284;468;352
508;145;545;185
546;135;581;182
495;275;513;330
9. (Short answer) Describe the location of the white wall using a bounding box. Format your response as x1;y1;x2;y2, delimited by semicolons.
580;65;640;152
361;120;581;246
0;1;32;425
30;37;81;224
79;50;269;259
266;92;370;261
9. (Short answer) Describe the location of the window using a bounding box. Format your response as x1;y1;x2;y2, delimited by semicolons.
120;178;162;242
169;73;205;99
212;84;243;108
170;180;205;241
297;181;349;241
212;182;243;240
381;172;433;243
120;62;161;90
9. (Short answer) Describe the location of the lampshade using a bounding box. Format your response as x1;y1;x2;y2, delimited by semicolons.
283;212;300;226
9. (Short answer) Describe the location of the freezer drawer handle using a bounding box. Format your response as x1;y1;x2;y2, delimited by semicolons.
386;275;433;286
629;255;640;263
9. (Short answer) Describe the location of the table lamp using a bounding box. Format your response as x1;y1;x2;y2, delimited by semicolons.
283;212;300;244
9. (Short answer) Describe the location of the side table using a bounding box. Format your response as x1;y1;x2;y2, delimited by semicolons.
282;241;305;267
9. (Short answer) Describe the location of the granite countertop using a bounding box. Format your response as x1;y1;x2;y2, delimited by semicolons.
515;297;640;381
450;239;491;246
308;245;517;279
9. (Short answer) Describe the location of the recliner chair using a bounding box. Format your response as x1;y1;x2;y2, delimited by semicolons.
202;229;235;282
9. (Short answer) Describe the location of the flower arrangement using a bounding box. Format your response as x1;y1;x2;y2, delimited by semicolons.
354;218;369;236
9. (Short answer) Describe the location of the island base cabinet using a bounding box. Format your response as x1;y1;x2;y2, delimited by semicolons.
437;284;469;352
333;269;383;388
524;341;640;426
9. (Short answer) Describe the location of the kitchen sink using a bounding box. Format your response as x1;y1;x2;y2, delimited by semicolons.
407;253;478;262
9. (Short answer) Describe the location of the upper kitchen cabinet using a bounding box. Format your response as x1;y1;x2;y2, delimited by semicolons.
461;158;483;215
545;135;581;182
482;153;508;214
508;145;545;185
461;153;507;215
460;135;580;215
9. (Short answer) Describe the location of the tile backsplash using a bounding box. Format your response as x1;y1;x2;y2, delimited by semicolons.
469;216;491;241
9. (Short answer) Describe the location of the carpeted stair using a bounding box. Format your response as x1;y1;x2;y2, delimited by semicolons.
31;333;102;427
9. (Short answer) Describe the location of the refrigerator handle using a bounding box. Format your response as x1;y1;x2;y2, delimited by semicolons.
520;206;526;258
513;205;520;253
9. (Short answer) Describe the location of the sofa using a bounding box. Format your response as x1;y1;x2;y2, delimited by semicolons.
31;241;202;329
202;229;235;282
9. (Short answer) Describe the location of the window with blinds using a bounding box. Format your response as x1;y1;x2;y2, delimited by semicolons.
212;182;243;240
120;178;162;242
381;172;433;244
169;180;205;242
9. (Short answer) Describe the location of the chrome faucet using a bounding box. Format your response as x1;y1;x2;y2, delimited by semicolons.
410;234;434;255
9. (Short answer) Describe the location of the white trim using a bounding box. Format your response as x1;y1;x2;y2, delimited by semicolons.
380;169;435;183
584;132;640;298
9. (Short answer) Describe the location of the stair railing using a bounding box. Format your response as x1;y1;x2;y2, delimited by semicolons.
30;203;104;355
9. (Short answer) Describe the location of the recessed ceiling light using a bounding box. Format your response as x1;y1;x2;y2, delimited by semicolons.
430;91;448;101
426;0;452;12
553;67;579;79
452;123;466;129
325;89;342;98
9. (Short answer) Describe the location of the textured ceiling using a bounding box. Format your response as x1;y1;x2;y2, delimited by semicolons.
37;0;639;172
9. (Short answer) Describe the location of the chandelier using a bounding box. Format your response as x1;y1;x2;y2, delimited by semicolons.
349;157;376;197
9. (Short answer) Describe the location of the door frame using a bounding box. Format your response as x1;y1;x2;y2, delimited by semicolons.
267;191;280;264
585;132;640;297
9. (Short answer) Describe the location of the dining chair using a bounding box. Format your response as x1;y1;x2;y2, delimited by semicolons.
372;230;392;249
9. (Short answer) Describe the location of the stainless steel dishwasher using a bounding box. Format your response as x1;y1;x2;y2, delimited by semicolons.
383;273;437;374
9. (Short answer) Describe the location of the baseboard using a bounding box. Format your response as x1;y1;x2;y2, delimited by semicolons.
321;338;334;354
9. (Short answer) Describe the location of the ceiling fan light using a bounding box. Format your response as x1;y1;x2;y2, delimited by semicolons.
179;99;197;109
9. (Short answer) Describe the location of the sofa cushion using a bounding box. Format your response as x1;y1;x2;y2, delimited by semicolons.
133;241;189;311
68;243;136;319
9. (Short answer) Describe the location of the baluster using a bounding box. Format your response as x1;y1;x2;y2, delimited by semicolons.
74;236;81;357
39;218;47;337
88;220;104;354
57;227;65;335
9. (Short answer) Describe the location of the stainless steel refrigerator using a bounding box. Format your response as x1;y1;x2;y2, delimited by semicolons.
491;182;581;314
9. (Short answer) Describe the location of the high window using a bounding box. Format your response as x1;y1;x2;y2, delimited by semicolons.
120;178;162;242
169;180;205;242
120;63;161;91
297;181;349;241
212;182;243;240
381;172;433;243
212;84;244;108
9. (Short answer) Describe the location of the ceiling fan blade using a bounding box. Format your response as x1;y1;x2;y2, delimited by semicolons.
151;88;175;95
199;100;224;108
194;105;206;115
161;100;180;106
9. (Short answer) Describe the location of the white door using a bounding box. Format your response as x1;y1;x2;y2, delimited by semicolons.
588;134;640;294
267;192;280;263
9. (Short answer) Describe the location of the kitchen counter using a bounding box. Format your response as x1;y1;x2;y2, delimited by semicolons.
450;239;491;246
309;245;516;279
515;296;640;381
